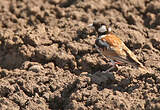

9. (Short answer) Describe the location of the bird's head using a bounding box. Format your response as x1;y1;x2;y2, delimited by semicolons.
88;21;111;36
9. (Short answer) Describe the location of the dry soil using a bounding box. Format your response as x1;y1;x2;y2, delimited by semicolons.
0;0;160;110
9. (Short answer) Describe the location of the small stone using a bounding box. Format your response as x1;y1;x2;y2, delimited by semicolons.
29;65;44;73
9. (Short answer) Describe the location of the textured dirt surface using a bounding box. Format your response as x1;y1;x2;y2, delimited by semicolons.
0;0;160;110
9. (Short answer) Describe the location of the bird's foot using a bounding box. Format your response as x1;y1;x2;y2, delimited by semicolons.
101;65;116;74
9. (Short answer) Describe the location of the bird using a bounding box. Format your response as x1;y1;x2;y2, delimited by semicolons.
88;21;148;73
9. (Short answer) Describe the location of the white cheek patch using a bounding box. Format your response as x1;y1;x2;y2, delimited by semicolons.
98;25;107;33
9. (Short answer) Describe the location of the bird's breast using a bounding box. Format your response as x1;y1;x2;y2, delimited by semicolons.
95;38;110;50
102;34;123;47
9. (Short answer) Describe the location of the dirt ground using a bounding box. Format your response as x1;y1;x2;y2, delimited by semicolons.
0;0;160;110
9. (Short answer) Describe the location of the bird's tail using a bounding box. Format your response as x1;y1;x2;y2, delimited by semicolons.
138;64;150;73
123;45;150;73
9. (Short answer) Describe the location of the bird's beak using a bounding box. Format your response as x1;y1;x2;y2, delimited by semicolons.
88;23;93;27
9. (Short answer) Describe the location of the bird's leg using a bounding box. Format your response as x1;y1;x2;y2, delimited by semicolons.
102;59;116;73
108;61;122;65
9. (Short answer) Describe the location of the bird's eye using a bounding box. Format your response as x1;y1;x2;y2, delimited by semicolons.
98;25;107;33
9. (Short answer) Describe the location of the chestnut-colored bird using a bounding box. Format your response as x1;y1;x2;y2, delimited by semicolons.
89;21;148;73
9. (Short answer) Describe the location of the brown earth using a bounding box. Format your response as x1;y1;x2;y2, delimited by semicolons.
0;0;160;110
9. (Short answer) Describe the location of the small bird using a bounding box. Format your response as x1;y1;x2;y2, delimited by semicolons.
88;21;148;73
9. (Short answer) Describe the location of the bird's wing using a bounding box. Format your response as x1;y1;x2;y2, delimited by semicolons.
122;43;144;67
102;34;144;67
100;34;148;73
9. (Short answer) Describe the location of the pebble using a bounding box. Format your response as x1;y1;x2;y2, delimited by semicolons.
29;65;44;73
